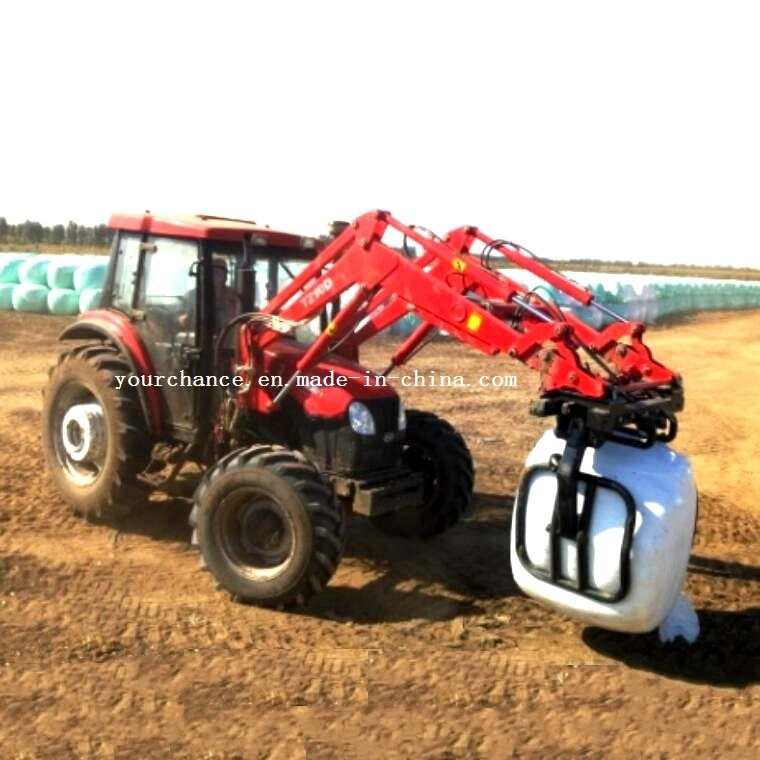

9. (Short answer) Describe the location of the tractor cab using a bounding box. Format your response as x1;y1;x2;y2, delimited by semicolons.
98;214;321;439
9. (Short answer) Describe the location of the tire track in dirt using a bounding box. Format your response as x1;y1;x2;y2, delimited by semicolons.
1;651;757;759
1;310;759;759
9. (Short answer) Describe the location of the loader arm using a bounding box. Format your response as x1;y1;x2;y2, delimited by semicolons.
243;210;682;445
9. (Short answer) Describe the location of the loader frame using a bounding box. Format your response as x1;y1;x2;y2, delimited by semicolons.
239;209;682;445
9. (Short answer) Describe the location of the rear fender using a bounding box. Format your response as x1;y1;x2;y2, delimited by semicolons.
58;309;162;436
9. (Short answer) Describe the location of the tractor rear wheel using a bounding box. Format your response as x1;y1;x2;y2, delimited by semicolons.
371;409;474;539
41;344;151;520
190;445;345;608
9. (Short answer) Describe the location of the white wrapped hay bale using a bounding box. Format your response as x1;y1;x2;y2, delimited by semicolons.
18;256;53;286
12;283;50;313
0;283;16;310
47;256;82;290
73;261;108;292
78;288;102;313
511;430;697;634
47;288;81;315
0;253;36;284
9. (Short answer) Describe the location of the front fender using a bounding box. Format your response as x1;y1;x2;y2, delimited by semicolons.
58;309;162;436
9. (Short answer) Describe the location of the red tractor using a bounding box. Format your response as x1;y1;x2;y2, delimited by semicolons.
42;210;690;622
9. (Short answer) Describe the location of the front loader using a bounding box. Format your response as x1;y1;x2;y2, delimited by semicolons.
42;209;697;635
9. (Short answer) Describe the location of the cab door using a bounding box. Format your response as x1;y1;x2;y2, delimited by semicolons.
110;232;201;438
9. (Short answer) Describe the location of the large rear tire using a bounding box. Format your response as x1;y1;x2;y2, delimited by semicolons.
190;445;345;608
370;409;474;538
41;344;151;520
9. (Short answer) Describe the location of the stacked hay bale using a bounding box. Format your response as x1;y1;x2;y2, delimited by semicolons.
0;253;107;315
3;253;760;322
0;253;37;310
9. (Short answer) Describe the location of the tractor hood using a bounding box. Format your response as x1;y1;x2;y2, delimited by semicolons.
253;337;398;418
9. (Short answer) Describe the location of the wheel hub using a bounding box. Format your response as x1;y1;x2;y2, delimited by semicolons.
214;490;297;582
240;501;290;565
61;403;106;463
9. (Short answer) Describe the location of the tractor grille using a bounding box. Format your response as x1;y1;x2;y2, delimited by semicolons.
306;397;403;476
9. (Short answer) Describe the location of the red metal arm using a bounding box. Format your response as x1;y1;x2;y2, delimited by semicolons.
442;227;672;385
345;220;673;388
243;210;679;414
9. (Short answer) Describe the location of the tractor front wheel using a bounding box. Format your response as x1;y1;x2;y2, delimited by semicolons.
190;445;345;608
370;409;474;539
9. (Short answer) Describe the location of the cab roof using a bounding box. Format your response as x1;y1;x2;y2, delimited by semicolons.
107;212;315;249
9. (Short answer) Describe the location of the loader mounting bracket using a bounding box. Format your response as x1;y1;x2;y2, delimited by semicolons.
530;381;684;449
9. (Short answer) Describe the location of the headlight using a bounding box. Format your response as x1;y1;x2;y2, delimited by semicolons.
348;401;376;436
398;398;406;432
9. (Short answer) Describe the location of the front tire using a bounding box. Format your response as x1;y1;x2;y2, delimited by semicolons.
190;445;345;608
41;344;151;520
370;410;474;538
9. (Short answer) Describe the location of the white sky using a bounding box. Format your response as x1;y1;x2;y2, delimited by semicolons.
2;1;758;268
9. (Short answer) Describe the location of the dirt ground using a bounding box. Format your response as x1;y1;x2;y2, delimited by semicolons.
0;309;758;759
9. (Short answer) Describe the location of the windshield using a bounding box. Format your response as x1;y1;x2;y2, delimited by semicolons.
207;241;319;340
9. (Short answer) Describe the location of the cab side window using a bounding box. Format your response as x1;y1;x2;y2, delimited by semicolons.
137;237;199;315
110;234;141;312
136;237;200;349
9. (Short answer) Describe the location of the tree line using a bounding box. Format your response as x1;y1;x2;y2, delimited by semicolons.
2;216;757;280
0;217;110;248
